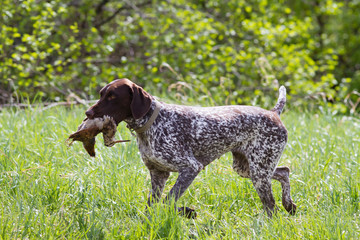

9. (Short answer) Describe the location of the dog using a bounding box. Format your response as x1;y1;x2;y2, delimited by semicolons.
85;78;296;218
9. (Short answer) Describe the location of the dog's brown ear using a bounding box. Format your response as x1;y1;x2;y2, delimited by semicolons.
130;84;152;119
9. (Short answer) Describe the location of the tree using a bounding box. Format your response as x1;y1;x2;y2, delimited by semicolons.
0;0;358;113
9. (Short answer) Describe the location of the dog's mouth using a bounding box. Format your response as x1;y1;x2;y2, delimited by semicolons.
85;109;128;127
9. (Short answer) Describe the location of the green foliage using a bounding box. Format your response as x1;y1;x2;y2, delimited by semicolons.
0;106;359;238
1;0;359;113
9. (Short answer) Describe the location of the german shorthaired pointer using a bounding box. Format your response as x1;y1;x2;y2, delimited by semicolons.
85;78;296;218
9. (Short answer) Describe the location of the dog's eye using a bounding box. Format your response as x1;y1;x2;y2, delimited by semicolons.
107;94;116;101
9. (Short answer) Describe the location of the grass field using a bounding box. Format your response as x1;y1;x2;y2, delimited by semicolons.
0;104;359;239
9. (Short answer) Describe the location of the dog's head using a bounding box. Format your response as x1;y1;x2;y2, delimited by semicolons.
85;79;152;125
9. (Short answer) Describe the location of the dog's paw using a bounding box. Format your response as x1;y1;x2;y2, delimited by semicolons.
178;207;197;219
286;202;297;215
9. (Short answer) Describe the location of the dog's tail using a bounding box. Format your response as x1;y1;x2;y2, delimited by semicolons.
271;86;286;115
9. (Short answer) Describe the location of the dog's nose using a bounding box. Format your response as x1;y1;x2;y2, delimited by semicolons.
85;109;94;118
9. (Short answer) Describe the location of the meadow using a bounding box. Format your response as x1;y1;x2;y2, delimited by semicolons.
0;104;359;239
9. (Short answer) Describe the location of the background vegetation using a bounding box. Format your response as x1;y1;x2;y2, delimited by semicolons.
1;0;360;114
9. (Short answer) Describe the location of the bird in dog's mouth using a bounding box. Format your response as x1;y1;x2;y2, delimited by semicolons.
66;116;130;157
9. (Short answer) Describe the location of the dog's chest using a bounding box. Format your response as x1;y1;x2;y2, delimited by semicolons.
136;135;179;172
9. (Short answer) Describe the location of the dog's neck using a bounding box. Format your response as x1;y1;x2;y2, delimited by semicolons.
125;100;160;133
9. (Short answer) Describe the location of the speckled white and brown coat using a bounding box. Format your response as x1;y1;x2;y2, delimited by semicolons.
86;79;296;218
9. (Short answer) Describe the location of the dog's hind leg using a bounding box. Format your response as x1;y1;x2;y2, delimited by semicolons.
249;169;276;216
272;166;296;215
232;150;296;216
249;164;277;217
232;150;275;217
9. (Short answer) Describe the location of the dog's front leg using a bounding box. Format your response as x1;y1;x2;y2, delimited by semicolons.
165;164;203;218
147;168;170;206
166;168;200;202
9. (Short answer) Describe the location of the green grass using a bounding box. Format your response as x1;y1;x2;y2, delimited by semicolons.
0;105;359;239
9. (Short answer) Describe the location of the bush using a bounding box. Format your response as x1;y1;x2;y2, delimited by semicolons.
0;0;359;114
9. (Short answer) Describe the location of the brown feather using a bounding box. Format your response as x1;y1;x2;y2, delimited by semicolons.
67;118;129;157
